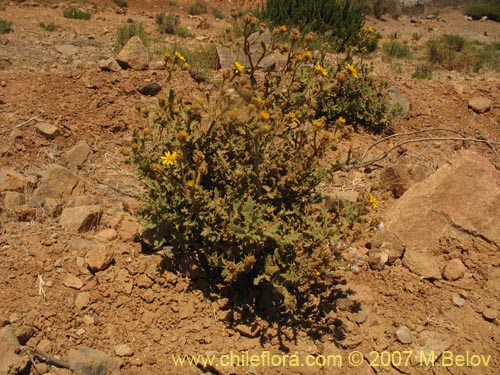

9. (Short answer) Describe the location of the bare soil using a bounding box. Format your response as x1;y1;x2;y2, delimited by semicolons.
1;1;499;375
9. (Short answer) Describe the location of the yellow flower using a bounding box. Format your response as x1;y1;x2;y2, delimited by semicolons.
279;24;287;32
288;112;297;120
164;51;171;59
161;151;177;166
345;63;359;78
305;49;313;60
314;64;328;76
174;51;186;62
178;130;188;140
312;118;325;129
260;111;270;121
336;116;346;125
252;96;265;105
296;53;304;62
368;192;378;209
313;269;321;277
186;180;195;189
367;26;375;33
182;62;190;70
234;61;245;74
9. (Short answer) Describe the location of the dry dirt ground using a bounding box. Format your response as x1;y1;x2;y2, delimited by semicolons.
0;1;499;375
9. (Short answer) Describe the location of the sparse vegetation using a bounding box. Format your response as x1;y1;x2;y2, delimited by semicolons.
412;63;433;79
156;12;180;34
383;40;411;58
187;0;208;16
412;31;422;41
112;0;128;8
213;8;225;19
39;21;59;32
63;7;92;20
0;18;13;34
466;1;500;22
175;27;194;38
115;22;148;51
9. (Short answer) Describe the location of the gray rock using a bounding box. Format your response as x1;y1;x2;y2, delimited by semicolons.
442;258;466;281
0;325;30;375
138;82;162;96
396;325;413;344
452;295;465;307
60;205;102;232
68;347;121;375
63;140;92;171
387;86;410;118
33;165;84;200
355;311;368;324
35;122;60;139
98;57;122;72
116;36;149;70
468;96;492;113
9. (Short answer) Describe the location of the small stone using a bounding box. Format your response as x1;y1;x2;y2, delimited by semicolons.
82;315;94;325
179;299;195;320
121;80;136;94
63;274;84;290
234;323;261;338
96;228;118;241
35;122;60;139
99;58;122;72
68;347;121;375
63;140;92;171
396;325;413;344
37;339;52;353
442;259;466;281
136;274;153;288
114;344;134;357
33;165;83;200
468;97;492;113
85;245;114;272
3;191;24;211
387;86;410;119
452;83;464;95
122;197;142;212
138;82;162;96
60;205;102;232
482;307;498;322
55;44;79;56
75;292;91;310
116;36;149;70
355;311;368;324
452;295;465;307
43;197;61;217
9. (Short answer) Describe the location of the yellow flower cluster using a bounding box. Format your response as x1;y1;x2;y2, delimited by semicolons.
345;63;358;78
368;192;378;209
174;51;186;62
314;64;328;76
260;111;270;121
234;61;245;75
161;151;177;166
312;117;325;129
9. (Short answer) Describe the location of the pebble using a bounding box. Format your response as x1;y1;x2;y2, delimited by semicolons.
442;258;466;281
114;344;134;357
62;274;84;290
356;311;368;324
396;325;413;344
482;307;498;322
452;295;465;307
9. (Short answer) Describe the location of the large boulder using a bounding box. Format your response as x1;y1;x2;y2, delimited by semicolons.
0;325;30;375
116;36;149;70
377;150;500;278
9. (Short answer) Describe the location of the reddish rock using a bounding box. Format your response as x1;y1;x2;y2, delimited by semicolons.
442;258;466;281
85;245;114;272
468;96;492;113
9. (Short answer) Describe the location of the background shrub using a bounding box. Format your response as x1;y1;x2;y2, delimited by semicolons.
0;18;13;34
259;0;366;52
156;12;180;34
63;7;92;20
383;40;411;59
112;0;128;8
39;22;59;32
187;0;208;15
466;1;500;22
115;22;148;51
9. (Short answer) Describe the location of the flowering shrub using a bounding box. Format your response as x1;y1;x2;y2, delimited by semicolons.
130;15;391;311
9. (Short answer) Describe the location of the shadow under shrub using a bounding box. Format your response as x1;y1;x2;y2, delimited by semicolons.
130;16;391;314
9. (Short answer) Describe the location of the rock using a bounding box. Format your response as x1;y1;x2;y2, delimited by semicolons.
33;165;84;200
37;339;52;353
325;190;359;211
355;311;368;324
452;295;465;307
99;58;122;72
122;197;142;212
55;44;79;57
382;150;500;279
63;274;84;290
379;158;427;198
63;140;92;171
482;307;498;321
481;15;488;22
179;298;195;320
149;60;165;70
138;82;162;96
75;292;91;310
136;274;153;288
43;197;61;217
396;325;413;344
121;80;136;94
0;170;35;192
442;258;466;281
234;323;261;338
96;228;118;241
387;86;410;118
486;269;500;292
468;97;492;113
68;347;121;375
452;83;464;95
85;245;114;272
116;36;149;70
14;325;35;345
114;344;133;357
414;331;451;365
60;205;102;232
0;325;30;375
114;269;134;295
35;122;60;139
116;215;142;241
3;191;24;211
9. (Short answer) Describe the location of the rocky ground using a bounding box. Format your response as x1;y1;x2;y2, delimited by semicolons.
0;1;499;375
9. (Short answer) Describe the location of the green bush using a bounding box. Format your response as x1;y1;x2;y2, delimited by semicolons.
213;8;225;19
115;22;148;51
466;1;500;22
187;0;208;15
259;0;366;52
412;64;433;79
112;0;128;8
63;7;92;20
156;12;180;34
130;15;391;312
175;27;194;38
426;34;472;70
0;18;13;34
383;41;411;58
39;22;59;31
